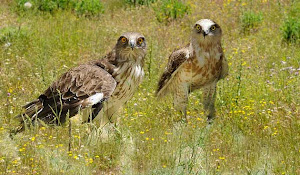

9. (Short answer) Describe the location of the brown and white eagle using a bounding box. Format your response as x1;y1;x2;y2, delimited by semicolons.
14;32;147;133
156;19;228;121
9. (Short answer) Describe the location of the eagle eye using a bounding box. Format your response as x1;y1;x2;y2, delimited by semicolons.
137;37;144;45
120;37;127;43
195;24;201;31
211;25;216;31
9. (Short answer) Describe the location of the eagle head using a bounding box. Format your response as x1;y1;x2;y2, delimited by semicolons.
115;32;147;62
192;19;222;44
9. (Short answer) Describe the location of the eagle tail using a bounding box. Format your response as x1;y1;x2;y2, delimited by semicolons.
12;99;44;134
156;73;181;98
12;97;83;135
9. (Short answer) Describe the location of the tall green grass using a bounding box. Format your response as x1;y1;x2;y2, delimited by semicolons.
0;0;299;174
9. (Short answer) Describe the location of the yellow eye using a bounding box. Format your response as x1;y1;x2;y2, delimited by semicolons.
121;37;127;43
195;24;201;31
138;38;144;45
211;26;216;31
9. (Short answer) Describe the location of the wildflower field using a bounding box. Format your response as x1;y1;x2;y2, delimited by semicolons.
0;0;299;174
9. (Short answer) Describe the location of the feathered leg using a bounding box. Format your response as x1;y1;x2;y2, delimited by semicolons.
173;84;189;121
202;82;217;122
87;102;104;123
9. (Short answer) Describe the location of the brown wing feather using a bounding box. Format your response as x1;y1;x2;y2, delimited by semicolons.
219;52;229;80
156;44;191;97
14;62;117;133
44;63;117;108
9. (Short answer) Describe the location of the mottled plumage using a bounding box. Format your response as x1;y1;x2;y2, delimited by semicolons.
14;32;147;133
157;19;228;121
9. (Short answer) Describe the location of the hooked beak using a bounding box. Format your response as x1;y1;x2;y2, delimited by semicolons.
203;30;209;38
129;40;135;50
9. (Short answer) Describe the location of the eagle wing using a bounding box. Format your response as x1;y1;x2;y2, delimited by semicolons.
156;45;191;97
44;64;116;103
16;64;117;129
219;53;229;79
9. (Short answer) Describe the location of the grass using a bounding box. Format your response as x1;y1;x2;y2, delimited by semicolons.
0;0;299;174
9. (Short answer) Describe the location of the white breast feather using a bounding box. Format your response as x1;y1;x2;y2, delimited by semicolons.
135;65;144;77
195;45;205;67
88;93;104;105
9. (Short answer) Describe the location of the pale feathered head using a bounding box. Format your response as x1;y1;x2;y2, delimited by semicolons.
191;19;222;44
115;32;147;62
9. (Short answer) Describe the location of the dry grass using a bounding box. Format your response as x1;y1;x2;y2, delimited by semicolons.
0;0;299;174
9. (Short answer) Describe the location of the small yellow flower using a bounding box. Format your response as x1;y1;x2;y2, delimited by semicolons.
164;132;172;135
145;137;149;141
12;159;19;164
31;137;35;141
140;131;144;134
151;138;154;141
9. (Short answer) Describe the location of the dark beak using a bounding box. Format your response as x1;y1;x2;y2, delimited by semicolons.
203;32;208;38
129;40;135;50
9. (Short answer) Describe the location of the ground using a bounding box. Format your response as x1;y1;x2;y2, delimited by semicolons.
0;0;299;174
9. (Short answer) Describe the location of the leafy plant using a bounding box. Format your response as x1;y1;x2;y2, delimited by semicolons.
56;0;75;10
0;26;30;44
14;0;104;16
154;0;190;23
15;0;33;10
75;0;104;16
280;2;300;43
281;18;300;43
240;10;263;33
124;0;156;6
37;0;59;12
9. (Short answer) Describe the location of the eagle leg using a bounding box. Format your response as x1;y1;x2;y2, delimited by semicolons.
173;84;189;122
87;98;106;123
202;82;217;123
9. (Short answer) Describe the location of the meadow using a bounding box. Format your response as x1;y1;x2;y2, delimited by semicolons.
0;0;299;174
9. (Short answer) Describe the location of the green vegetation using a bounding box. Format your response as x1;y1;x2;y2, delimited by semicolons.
15;0;104;16
0;26;30;44
75;0;104;16
0;0;299;174
154;0;190;23
124;0;156;6
280;1;300;43
240;10;263;33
